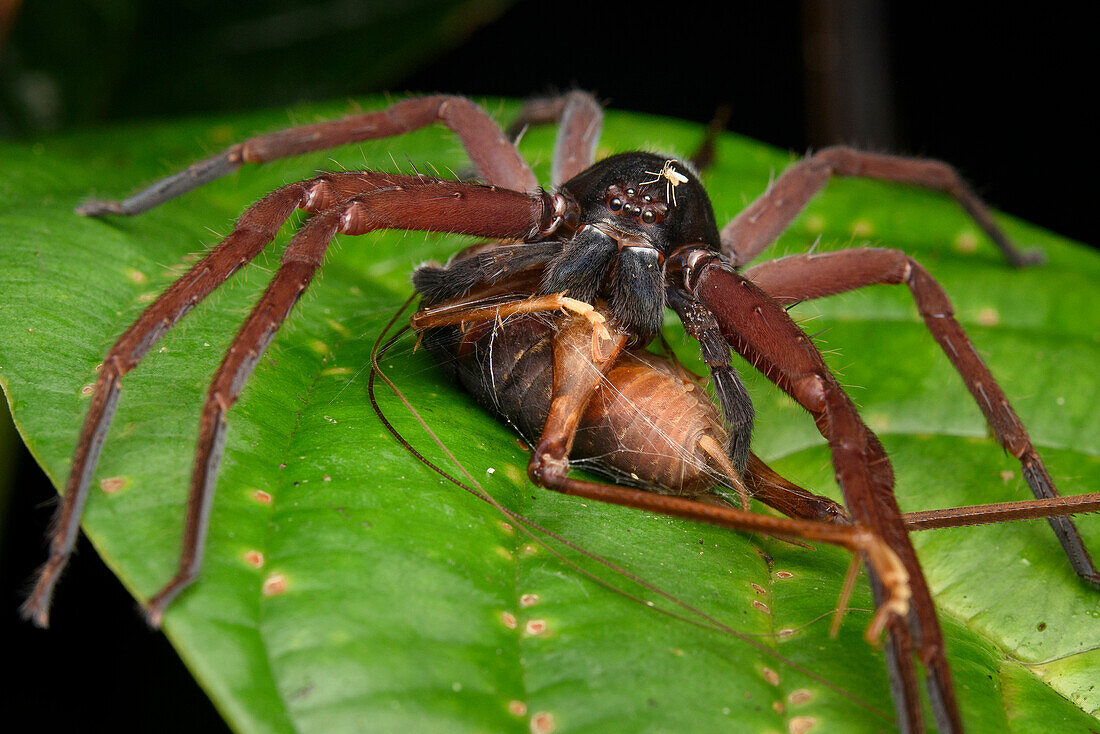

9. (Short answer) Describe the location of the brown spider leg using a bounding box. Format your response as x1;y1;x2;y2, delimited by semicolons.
21;181;310;627
506;91;603;186
672;250;961;734
76;95;538;217
143;207;342;621
746;247;1099;584
664;288;754;471
903;492;1100;530
664;288;848;522
688;104;731;173
741;453;849;523
25;174;558;627
140;182;560;623
720;145;1043;267
524;311;911;646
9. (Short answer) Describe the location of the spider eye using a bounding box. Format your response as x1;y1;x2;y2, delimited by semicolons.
608;197;623;211
625;188;636;196
641;209;656;224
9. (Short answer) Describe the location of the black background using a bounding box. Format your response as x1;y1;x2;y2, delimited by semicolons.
1;3;1094;731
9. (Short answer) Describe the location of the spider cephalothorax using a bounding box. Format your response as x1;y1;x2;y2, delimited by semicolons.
541;152;720;343
415;151;719;343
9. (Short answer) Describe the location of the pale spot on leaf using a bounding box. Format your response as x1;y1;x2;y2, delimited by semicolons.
976;307;1000;326
953;231;979;253
99;476;129;494
530;711;556;734
850;219;873;238
262;572;288;596
789;716;817;734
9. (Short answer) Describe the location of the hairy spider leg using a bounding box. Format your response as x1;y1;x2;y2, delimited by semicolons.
902;492;1100;530
746;247;1099;583
24;172;554;627
666;287;857;522
505;90;603;186
23;180;309;627
664;288;757;477
76;95;540;217
674;252;962;734
142;179;555;623
720;146;1044;268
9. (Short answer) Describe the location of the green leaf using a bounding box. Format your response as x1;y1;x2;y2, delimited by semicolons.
1;98;1097;733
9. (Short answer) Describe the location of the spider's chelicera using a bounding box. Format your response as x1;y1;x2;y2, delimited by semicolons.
23;92;1099;734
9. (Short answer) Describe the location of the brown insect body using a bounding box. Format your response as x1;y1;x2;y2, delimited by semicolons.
416;297;847;521
424;310;726;496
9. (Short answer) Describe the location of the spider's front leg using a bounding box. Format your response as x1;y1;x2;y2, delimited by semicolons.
746;247;1099;584
670;248;961;734
76;94;540;216
24;173;568;627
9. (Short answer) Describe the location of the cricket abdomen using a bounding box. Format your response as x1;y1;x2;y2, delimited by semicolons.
421;313;729;496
